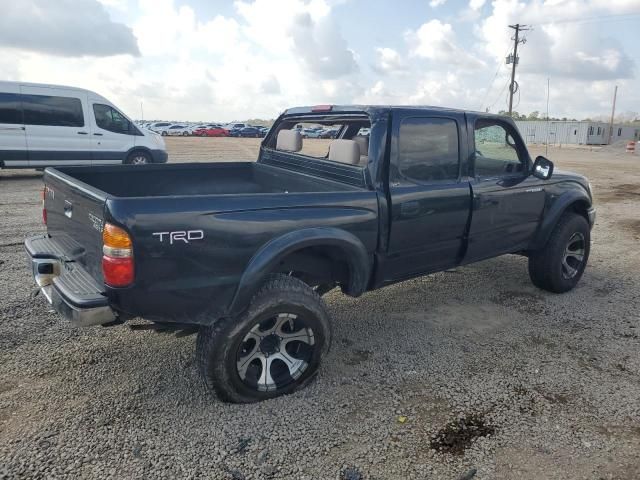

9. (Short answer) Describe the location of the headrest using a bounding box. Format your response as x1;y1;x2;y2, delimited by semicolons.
276;129;302;152
353;135;369;156
328;139;360;165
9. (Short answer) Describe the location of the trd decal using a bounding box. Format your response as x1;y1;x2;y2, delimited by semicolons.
152;230;204;245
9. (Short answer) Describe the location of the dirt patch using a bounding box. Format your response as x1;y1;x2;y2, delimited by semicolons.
596;183;640;203
491;290;546;315
344;349;373;365
430;413;495;455
619;219;640;238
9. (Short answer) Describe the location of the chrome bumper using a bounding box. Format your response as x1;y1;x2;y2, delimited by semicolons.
26;236;116;327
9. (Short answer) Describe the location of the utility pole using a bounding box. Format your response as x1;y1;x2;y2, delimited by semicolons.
608;85;618;144
507;23;529;116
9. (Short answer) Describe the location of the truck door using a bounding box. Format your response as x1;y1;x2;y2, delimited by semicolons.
383;111;472;281
464;115;546;263
0;85;27;167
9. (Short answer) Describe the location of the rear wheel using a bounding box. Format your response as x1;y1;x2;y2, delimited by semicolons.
182;131;189;136
196;274;332;403
528;213;590;293
125;151;151;165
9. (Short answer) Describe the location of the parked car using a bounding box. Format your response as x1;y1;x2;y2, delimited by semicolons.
319;128;339;139
0;81;167;167
163;124;193;136
148;122;172;134
301;127;324;138
25;104;595;403
193;125;229;137
226;122;248;130
238;126;263;138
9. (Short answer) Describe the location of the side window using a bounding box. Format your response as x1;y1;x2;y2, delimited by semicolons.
474;120;525;177
397;117;459;183
22;95;84;127
0;93;22;124
93;104;131;134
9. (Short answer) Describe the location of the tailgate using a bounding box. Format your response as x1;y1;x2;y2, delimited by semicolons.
42;168;108;284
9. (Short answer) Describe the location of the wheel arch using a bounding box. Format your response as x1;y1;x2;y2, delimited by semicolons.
228;228;372;316
531;189;592;250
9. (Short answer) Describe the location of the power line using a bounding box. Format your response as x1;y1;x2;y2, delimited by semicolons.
479;44;512;111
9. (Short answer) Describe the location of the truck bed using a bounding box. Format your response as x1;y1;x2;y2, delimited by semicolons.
56;162;360;197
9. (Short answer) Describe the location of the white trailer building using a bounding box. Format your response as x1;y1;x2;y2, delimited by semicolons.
515;120;639;145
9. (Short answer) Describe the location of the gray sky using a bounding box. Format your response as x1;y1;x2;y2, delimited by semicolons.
1;0;638;122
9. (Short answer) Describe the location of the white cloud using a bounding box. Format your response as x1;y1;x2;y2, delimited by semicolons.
430;0;447;7
469;0;486;10
0;0;139;57
372;47;408;74
408;20;485;69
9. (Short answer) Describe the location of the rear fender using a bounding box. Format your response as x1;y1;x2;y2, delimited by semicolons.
228;228;371;316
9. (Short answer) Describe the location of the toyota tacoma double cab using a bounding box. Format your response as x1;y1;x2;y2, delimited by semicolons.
25;105;595;403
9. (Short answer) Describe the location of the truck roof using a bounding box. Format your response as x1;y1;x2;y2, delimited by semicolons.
283;105;505;119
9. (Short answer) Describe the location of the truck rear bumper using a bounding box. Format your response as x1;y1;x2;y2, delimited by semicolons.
25;235;116;327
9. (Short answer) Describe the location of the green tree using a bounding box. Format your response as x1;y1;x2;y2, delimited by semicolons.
527;111;539;120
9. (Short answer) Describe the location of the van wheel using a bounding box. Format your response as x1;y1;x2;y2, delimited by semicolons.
126;151;151;165
196;274;332;403
528;213;590;293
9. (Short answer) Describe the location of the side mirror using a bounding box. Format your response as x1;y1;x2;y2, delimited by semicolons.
532;155;554;180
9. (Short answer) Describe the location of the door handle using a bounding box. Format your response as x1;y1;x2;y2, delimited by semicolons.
77;131;88;135
93;133;103;136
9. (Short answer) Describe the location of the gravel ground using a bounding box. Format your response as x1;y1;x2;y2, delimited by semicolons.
1;140;639;479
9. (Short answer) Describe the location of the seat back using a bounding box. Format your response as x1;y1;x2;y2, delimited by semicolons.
276;129;302;152
328;139;360;165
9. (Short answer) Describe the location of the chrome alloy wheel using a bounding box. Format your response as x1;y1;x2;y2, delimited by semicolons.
236;313;315;392
562;232;586;279
131;154;148;164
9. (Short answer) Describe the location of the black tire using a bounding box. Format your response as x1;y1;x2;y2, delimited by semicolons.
182;131;189;136
528;212;590;293
196;274;332;403
125;151;151;165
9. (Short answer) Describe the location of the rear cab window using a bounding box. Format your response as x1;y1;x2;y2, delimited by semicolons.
263;111;371;167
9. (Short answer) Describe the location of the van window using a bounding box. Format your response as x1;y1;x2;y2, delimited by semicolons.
93;104;131;134
0;93;22;124
22;94;84;127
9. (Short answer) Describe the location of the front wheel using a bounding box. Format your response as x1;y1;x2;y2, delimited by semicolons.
196;275;332;403
125;151;151;165
528;212;590;293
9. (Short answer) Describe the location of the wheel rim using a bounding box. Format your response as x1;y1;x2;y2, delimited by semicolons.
562;232;586;279
236;313;315;392
131;155;148;164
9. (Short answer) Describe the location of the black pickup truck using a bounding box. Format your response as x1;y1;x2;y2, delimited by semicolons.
26;105;595;403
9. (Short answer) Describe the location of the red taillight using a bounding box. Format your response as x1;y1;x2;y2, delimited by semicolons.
311;104;333;112
102;256;134;287
102;223;134;287
41;187;47;224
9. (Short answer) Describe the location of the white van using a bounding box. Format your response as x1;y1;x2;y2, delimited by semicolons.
0;81;168;168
